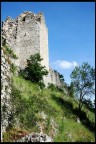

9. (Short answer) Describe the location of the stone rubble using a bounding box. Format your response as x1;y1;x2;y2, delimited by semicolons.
16;133;53;142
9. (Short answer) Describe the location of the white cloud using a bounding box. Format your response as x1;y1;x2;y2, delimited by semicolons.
51;60;79;69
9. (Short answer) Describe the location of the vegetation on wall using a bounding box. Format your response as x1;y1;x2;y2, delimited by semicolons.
19;53;48;88
2;44;18;60
10;63;17;74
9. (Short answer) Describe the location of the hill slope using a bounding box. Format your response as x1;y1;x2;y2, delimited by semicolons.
3;76;95;142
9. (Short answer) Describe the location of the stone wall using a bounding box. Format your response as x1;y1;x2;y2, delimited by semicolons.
2;11;49;70
1;12;65;142
49;69;62;87
1;11;64;87
43;68;63;87
1;47;12;141
39;14;49;71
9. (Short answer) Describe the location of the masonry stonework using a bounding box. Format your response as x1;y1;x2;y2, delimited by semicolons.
1;48;12;141
2;11;63;87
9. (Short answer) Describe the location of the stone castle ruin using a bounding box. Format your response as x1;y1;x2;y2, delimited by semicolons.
1;11;63;87
1;11;64;141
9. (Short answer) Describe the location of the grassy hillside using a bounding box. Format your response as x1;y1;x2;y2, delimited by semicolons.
3;76;95;142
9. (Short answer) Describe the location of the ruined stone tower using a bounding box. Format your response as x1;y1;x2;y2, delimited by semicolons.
1;11;65;141
2;11;63;87
2;11;49;71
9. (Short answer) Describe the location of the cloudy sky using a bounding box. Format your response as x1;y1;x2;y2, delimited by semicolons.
1;2;95;85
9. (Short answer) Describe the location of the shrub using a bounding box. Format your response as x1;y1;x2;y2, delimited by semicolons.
19;53;48;84
48;83;56;90
10;63;17;74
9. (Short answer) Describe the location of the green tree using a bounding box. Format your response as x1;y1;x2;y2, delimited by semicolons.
20;53;48;86
70;62;95;114
83;98;94;110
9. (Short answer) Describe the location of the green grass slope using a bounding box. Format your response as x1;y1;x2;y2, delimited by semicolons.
3;76;95;142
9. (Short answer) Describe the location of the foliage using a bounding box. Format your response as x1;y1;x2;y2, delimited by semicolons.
68;82;74;97
83;98;94;109
7;77;56;132
54;70;65;82
48;83;64;93
48;83;57;90
58;73;64;81
54;118;94;142
83;98;95;114
38;81;46;90
3;44;18;59
70;62;95;113
8;84;38;130
3;76;95;142
10;63;17;74
19;53;48;88
3;127;29;142
7;85;26;129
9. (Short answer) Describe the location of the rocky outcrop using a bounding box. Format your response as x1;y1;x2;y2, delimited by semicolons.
1;47;12;141
16;133;53;142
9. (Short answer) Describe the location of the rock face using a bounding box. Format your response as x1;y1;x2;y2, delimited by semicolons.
16;133;53;142
1;48;12;141
1;11;64;87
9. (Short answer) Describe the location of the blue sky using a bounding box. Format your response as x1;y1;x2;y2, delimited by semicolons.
1;2;95;85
